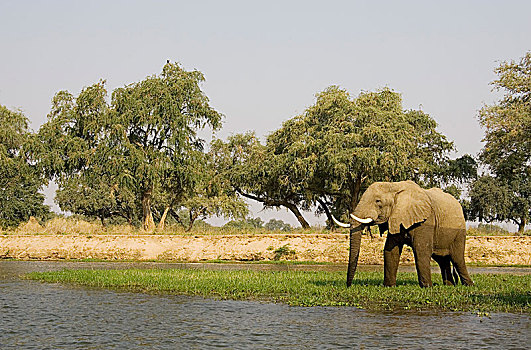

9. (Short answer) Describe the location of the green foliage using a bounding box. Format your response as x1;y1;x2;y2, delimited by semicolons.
264;219;292;232
471;52;531;233
443;184;462;200
27;269;531;312
272;244;297;260
223;217;264;230
111;63;222;230
37;81;138;225
166;151;248;231
468;176;512;223
442;155;478;183
37;62;230;230
0;105;49;228
271;86;453;219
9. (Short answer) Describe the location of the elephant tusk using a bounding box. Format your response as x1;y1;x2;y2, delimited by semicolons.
350;214;373;224
330;214;351;228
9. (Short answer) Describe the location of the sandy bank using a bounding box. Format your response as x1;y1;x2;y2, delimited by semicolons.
0;234;530;265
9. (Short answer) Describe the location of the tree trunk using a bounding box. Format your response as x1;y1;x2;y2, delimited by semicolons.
518;217;527;235
142;186;155;232
350;175;363;211
157;206;171;231
169;208;187;230
317;198;337;231
186;210;195;232
284;202;311;229
186;220;195;232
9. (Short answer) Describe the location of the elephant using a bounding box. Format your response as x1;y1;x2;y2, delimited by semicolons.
332;180;474;288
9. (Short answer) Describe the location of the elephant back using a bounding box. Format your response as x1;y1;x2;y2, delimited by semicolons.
426;188;466;249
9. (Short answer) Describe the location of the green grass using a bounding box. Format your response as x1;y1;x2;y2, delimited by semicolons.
26;269;530;313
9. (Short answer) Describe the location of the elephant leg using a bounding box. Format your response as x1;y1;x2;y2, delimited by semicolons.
449;235;474;286
411;237;433;287
433;255;455;285
450;255;473;286
383;235;403;287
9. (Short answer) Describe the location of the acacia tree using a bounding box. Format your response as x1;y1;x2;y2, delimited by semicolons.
270;86;453;223
38;62;223;230
0;105;49;228
469;52;530;233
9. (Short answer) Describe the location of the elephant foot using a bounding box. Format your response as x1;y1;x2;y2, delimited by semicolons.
462;279;474;286
419;281;433;288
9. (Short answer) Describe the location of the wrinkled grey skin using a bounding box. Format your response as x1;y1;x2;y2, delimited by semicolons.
346;180;473;288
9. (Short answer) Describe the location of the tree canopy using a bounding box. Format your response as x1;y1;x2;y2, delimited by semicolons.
469;51;530;233
280;86;454;220
0;105;49;228
37;62;245;230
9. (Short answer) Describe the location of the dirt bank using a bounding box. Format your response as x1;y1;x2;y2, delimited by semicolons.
0;234;529;265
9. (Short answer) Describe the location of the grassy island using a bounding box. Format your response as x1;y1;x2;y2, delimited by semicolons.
27;269;530;313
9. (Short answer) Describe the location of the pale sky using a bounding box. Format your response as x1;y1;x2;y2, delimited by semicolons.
1;0;529;227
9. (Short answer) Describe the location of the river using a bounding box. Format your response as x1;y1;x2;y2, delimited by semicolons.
0;261;529;349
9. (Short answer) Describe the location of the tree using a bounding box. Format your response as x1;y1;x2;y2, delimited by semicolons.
54;172;138;226
436;154;478;206
0;105;49;228
468;176;512;223
38;62;223;230
210;132;313;228
470;52;530;233
111;62;222;230
271;86;454;223
440;154;478;186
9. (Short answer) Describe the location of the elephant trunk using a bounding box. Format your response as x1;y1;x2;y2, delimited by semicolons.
346;224;363;287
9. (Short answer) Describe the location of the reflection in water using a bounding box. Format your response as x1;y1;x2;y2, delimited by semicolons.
0;261;529;349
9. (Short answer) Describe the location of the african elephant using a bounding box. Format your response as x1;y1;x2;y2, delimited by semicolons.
332;180;473;288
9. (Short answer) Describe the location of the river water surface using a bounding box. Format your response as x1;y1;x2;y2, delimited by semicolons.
0;261;529;349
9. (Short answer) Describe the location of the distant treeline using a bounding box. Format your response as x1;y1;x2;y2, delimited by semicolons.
1;52;529;233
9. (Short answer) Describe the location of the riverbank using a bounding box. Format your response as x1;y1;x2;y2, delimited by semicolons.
1;234;530;265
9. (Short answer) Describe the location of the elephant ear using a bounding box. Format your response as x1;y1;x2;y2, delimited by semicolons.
388;188;432;234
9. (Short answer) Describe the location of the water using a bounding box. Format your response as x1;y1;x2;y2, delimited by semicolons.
0;261;529;349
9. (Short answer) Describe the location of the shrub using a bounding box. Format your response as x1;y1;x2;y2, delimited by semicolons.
273;244;296;260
